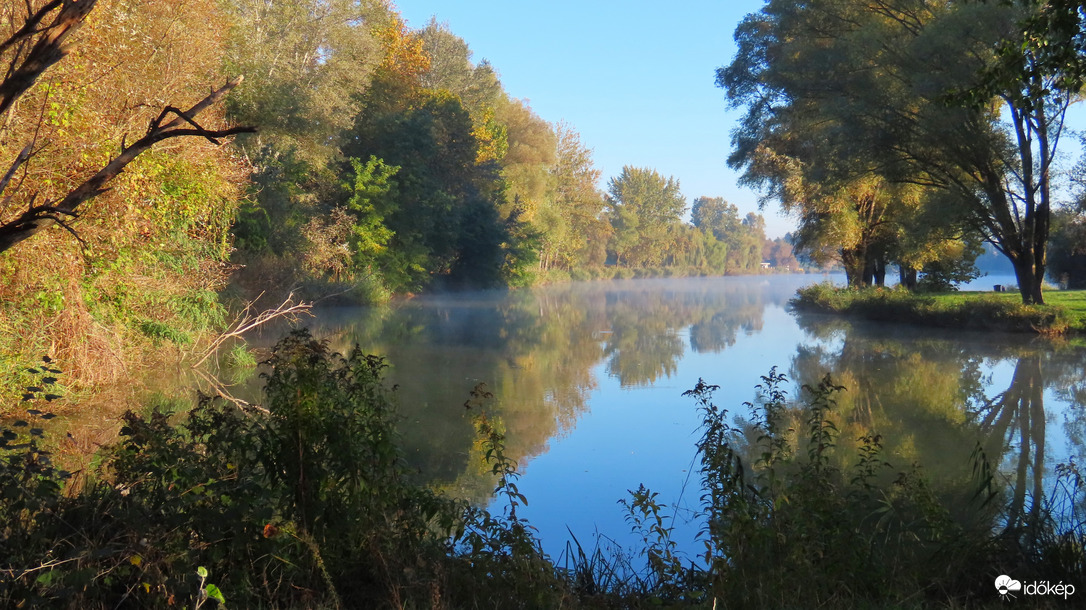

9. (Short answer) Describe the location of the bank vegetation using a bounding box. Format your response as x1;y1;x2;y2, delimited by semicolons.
792;283;1086;336
1;334;1082;608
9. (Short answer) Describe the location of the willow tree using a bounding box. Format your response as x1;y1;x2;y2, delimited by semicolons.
720;0;1080;303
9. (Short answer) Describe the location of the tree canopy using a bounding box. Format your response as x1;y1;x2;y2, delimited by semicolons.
720;0;1084;302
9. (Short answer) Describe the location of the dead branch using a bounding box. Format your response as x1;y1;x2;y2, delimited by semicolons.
191;291;313;369
0;142;32;198
0;76;256;253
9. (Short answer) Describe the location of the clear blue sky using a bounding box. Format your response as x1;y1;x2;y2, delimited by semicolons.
392;0;792;237
393;1;1086;240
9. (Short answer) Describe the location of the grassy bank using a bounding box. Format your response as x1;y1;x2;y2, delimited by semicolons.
791;283;1086;335
2;333;1082;608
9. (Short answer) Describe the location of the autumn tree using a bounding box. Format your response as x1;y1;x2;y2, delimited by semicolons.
0;0;254;389
721;0;1079;302
0;0;251;253
606;166;687;268
538;124;610;270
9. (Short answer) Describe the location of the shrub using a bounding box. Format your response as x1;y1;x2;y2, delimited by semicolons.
0;331;568;608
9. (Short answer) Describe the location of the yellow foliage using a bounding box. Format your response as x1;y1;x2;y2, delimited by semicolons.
0;0;249;400
374;15;430;85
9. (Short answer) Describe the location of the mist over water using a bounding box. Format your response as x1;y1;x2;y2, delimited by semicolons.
300;275;1086;560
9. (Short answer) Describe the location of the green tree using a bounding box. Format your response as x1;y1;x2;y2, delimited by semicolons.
223;0;388;161
344;156;399;270
607;167;687;267
720;0;1078;303
1047;206;1086;288
539;124;610;270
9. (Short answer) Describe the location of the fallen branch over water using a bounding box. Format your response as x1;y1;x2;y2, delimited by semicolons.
191;292;313;368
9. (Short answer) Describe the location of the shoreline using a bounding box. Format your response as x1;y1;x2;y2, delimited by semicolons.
789;283;1086;336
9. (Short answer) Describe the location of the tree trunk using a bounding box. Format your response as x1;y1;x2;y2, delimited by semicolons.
841;248;865;287
873;256;887;287
1012;256;1042;305
899;265;918;290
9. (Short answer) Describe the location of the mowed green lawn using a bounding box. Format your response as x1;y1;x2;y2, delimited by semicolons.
792;284;1086;335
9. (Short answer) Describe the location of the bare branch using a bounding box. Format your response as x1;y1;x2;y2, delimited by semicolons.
192;369;270;415
190;292;313;369
0;142;32;197
0;1;64;54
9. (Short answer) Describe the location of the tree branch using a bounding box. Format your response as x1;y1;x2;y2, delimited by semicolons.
190;291;313;369
0;0;97;118
0;76;256;253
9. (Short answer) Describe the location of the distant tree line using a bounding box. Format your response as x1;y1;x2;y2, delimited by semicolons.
223;2;794;296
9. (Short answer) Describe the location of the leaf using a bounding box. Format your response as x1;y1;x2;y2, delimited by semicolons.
196;566;208;578
35;571;56;586
204;583;225;603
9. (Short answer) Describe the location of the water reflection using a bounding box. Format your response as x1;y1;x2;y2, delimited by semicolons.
286;276;1085;557
793;314;1086;530
295;278;804;497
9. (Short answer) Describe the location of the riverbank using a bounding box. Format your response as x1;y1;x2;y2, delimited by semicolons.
532;265;823;285
4;331;1082;608
791;283;1086;335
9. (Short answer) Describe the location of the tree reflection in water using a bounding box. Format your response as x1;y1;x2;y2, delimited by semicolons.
264;278;1084;556
295;278;777;502
793;313;1086;534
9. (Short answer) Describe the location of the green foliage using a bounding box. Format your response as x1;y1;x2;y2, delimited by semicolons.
0;331;570;608
137;319;192;346
606;166;687;268
791;283;1074;334
683;370;996;607
344;155;399;267
720;0;1071;303
1048;207;1086;288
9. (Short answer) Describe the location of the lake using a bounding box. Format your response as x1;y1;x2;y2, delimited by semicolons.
297;274;1085;562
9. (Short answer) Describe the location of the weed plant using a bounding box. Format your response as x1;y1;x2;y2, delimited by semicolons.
2;337;1084;608
0;331;568;608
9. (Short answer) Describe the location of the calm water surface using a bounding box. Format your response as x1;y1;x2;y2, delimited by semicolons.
302;274;1086;560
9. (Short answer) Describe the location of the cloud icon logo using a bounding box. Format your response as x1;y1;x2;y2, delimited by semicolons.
995;574;1022;598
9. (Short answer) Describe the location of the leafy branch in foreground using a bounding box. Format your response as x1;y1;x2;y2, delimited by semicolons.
0;0;255;253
